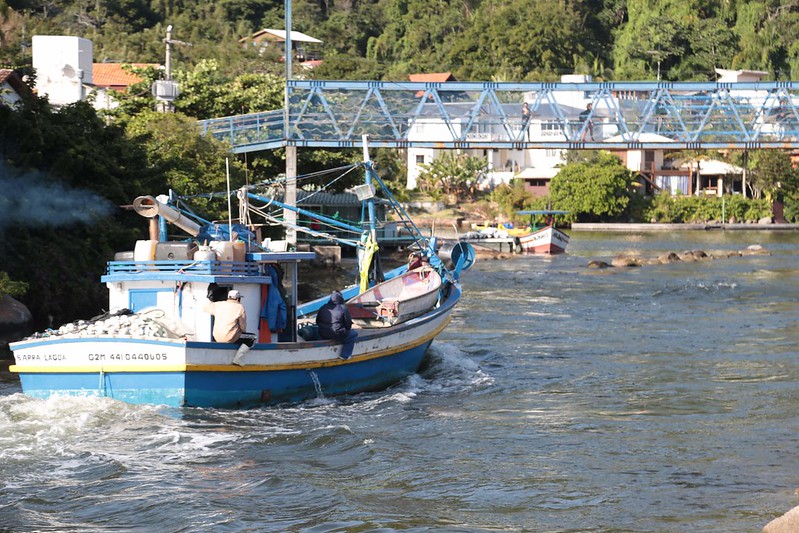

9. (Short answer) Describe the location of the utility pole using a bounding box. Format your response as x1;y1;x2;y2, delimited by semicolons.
165;25;173;81
152;25;190;112
284;0;297;249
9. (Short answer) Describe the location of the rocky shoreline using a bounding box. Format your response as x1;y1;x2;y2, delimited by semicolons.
587;244;770;269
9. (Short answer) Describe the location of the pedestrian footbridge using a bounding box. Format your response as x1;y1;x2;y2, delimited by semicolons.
197;80;799;153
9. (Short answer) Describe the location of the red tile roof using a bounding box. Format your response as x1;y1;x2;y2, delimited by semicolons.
408;72;456;83
92;63;157;89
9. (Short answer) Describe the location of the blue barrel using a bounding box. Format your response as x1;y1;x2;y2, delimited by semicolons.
439;241;476;273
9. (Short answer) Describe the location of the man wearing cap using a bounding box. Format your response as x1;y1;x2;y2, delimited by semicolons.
203;289;254;365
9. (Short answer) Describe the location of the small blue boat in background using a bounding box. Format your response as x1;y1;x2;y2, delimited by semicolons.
9;157;475;408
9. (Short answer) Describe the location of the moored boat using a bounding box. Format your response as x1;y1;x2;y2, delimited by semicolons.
516;210;570;254
9;159;475;408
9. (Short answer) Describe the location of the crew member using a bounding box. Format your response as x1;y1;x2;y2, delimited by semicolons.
204;289;254;365
316;290;358;359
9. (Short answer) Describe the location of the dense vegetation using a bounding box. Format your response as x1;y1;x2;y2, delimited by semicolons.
3;0;799;329
6;0;799;81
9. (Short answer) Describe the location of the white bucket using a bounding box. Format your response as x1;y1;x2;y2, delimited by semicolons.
133;240;157;261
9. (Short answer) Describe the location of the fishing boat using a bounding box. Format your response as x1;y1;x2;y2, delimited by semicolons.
346;265;442;328
516;210;570;254
469;221;528;239
9;158;475;408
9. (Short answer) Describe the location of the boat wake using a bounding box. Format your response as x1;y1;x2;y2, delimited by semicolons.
416;342;493;394
0;394;238;465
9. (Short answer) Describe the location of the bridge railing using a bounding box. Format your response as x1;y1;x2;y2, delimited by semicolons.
197;80;799;152
198;110;286;152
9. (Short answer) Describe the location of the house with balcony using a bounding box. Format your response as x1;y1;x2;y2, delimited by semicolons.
239;29;323;66
406;74;620;194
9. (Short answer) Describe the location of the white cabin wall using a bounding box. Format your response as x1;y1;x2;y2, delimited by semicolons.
106;282;128;312
237;285;263;334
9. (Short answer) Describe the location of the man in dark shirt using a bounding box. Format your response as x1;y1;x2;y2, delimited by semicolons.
579;103;595;141
316;290;358;359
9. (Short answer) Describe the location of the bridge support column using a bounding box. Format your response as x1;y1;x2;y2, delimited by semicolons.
285;145;297;248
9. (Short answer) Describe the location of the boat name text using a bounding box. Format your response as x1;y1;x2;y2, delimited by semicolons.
16;352;169;362
89;352;169;361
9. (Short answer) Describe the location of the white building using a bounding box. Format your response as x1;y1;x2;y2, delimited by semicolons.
32;35;157;111
32;35;94;106
406;74;597;195
405;71;774;198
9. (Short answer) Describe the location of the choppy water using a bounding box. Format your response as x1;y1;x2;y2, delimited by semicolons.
2;230;799;532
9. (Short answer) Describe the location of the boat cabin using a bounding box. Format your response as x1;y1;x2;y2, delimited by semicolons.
102;240;315;343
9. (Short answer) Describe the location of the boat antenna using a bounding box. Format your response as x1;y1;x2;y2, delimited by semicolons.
226;157;233;241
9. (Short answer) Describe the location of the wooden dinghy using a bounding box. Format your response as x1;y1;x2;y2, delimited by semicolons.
347;266;443;328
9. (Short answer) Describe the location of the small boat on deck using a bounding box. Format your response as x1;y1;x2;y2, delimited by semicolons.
347;266;442;328
9;158;475;408
516;210;570;254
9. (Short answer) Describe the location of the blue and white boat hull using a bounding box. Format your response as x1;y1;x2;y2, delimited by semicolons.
11;286;459;408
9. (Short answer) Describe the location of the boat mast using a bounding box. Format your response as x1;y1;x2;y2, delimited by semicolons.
284;0;297;249
362;135;377;242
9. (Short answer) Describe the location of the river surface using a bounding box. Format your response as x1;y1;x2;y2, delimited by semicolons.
2;230;799;532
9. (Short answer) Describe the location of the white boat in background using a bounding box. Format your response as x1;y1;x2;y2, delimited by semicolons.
516;210;570;254
347;266;443;328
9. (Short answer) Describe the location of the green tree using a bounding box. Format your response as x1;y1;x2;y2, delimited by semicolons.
732;1;799;79
549;152;635;221
161;59;285;119
368;0;469;79
0;271;28;298
450;0;589;81
124;110;240;218
489;180;536;220
613;6;689;80
741;149;797;201
0;98;155;328
417;152;486;202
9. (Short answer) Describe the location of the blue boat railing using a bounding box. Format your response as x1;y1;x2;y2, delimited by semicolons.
107;260;261;276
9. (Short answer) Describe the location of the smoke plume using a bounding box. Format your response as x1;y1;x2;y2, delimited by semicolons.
0;162;116;231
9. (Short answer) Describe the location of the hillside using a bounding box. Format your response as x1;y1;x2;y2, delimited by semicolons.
2;1;799;83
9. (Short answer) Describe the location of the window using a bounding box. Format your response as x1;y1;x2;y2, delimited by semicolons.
416;155;425;165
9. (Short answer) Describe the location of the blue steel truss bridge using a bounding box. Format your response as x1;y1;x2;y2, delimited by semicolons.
198;80;799;153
